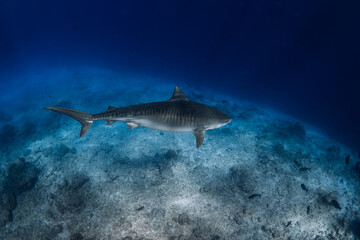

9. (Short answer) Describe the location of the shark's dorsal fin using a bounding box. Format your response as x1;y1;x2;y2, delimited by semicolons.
106;106;116;111
168;86;189;101
193;128;205;149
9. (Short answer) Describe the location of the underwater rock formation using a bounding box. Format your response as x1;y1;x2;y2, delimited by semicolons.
52;173;90;214
326;146;341;162
1;192;17;212
0;158;39;227
4;158;39;195
0;209;12;227
228;166;257;194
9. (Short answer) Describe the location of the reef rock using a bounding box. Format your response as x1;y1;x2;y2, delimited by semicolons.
5;158;39;195
0;192;17;212
228;166;257;194
69;173;89;190
0;209;12;227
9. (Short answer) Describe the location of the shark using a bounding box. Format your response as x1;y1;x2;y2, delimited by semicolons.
44;86;231;148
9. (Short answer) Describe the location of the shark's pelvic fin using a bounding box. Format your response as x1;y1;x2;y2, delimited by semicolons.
193;128;205;148
44;106;94;137
127;122;138;130
168;86;189;102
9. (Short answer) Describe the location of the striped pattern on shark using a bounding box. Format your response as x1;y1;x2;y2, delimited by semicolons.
44;87;231;148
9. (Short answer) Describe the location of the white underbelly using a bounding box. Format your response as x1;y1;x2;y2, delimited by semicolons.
133;119;195;133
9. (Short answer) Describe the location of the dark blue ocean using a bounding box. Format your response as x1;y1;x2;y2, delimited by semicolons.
1;1;360;239
1;0;360;149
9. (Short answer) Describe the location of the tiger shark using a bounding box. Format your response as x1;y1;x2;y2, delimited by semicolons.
44;87;231;148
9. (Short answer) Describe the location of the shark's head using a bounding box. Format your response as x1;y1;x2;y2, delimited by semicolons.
206;108;232;130
217;112;232;127
170;86;232;132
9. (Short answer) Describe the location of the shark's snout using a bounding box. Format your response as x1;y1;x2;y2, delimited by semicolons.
222;113;232;124
217;114;232;128
224;117;232;126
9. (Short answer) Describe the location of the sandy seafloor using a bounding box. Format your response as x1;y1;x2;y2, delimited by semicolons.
0;68;360;240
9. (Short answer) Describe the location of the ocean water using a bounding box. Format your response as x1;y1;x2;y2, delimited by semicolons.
1;1;360;239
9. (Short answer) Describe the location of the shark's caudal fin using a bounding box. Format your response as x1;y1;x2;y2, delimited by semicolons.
44;107;94;137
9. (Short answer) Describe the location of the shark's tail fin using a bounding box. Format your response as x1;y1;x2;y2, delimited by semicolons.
44;106;94;137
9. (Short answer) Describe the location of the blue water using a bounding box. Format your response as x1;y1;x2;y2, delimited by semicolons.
1;0;359;149
1;1;360;239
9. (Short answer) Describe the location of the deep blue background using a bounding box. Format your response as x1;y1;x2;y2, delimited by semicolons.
0;0;359;149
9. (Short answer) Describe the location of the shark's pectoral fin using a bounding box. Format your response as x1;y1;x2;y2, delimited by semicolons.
193;128;205;149
105;120;116;125
127;122;138;130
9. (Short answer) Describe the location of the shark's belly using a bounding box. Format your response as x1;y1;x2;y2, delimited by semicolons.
133;118;196;132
